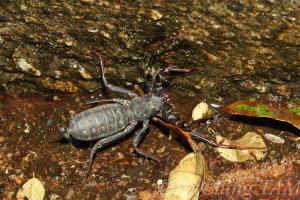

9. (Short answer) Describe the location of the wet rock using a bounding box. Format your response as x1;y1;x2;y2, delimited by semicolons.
0;1;297;101
264;134;285;144
16;58;41;77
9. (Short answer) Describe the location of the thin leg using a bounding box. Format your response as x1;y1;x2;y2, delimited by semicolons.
86;98;129;105
80;122;137;182
105;85;138;98
143;69;152;93
188;131;217;147
133;120;160;163
161;103;218;146
149;69;164;92
161;103;181;127
92;51;138;98
149;65;197;93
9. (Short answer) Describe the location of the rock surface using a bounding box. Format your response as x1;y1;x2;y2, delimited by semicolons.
0;0;299;103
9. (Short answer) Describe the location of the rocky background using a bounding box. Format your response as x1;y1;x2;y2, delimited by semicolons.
0;0;299;102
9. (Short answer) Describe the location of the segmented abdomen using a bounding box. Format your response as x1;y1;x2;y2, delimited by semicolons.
68;104;129;141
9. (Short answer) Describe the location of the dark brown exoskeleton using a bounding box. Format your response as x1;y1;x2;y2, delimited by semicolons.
62;51;212;181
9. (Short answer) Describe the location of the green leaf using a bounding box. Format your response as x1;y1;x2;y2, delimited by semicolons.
233;104;276;118
289;107;300;116
221;98;300;130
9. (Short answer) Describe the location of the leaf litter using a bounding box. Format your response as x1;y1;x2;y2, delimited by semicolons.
16;176;45;200
216;132;267;162
221;98;300;130
152;117;207;200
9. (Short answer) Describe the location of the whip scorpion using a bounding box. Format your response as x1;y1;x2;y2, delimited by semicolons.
61;51;223;181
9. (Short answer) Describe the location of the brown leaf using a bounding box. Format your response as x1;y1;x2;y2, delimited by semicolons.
16;177;45;200
164;151;207;200
153;118;207;200
216;132;267;162
221;98;300;130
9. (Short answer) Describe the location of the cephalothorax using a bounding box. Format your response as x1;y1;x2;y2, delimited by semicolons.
62;51;197;181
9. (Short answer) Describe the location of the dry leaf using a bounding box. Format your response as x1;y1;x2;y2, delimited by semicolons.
16;177;45;200
152;117;208;200
216;132;267;162
164;152;207;200
192;102;210;121
164;143;207;200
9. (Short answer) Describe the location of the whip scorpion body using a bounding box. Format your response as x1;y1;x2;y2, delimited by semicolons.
62;52;214;180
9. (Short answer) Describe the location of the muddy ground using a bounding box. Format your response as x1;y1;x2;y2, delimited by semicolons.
0;90;299;199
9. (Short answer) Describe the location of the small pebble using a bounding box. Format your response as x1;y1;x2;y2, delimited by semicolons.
157;179;163;186
15;177;23;185
69;110;76;117
65;39;74;47
192;102;210;121
53;96;60;101
264;133;285;144
6;153;13;159
150;9;163;20
23;123;31;134
121;174;130;179
117;152;125;160
20;5;28;11
88;29;99;33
